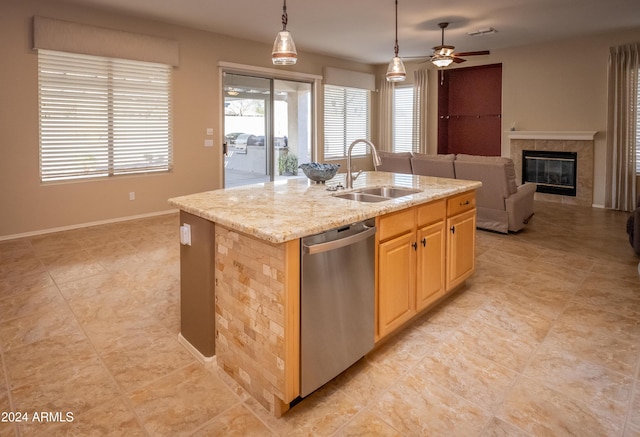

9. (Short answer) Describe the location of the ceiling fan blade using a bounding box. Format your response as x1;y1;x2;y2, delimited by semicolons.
452;57;467;64
452;50;490;57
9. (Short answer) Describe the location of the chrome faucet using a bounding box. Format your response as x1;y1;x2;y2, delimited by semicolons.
346;139;382;189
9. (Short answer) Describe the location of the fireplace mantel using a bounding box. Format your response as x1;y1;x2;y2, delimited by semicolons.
506;131;597;141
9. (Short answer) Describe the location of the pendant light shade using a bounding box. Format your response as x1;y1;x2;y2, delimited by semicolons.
386;57;406;82
386;0;406;82
272;0;297;65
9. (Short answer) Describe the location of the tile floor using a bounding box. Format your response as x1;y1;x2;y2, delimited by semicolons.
0;200;638;436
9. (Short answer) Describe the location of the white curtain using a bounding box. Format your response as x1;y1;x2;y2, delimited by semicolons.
414;70;429;154
606;43;639;212
378;78;393;152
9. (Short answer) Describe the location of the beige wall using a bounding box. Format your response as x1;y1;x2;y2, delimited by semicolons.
0;0;375;238
384;27;640;208
3;0;640;238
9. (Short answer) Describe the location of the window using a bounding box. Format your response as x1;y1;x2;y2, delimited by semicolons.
38;50;172;182
393;85;418;153
323;85;370;158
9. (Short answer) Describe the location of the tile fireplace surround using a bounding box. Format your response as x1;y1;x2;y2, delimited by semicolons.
509;131;597;207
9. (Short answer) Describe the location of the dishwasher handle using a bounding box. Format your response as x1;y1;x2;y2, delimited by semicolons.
303;225;376;255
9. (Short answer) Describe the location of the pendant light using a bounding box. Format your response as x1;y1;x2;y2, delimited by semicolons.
272;0;297;65
386;0;406;82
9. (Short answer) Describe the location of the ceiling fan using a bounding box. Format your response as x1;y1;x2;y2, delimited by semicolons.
408;22;490;67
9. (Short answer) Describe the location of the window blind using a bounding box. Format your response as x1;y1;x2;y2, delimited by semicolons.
323;85;370;158
393;86;416;153
38;50;172;182
636;71;640;174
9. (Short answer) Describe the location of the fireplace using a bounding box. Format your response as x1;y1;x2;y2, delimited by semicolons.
522;150;577;197
509;131;595;206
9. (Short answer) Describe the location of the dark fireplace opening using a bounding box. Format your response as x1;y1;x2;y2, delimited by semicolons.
522;150;577;196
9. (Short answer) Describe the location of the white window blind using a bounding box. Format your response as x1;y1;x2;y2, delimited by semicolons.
636;70;640;174
38;50;172;182
393;86;417;153
323;85;370;158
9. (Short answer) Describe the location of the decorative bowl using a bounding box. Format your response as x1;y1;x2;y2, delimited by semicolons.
298;163;340;183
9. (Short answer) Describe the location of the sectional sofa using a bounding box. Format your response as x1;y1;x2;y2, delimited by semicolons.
377;151;537;233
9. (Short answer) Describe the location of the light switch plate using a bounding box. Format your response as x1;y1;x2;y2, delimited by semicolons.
206;128;214;135
204;139;214;147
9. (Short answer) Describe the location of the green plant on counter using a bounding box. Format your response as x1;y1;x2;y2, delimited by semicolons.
278;153;298;176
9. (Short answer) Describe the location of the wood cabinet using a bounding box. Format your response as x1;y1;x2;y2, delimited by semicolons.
446;192;477;291
376;191;476;341
376;199;446;339
378;232;416;336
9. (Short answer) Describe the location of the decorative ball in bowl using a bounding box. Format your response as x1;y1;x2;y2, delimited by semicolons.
298;163;340;183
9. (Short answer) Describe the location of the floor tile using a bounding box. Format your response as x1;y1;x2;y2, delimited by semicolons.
445;317;539;374
479;417;533;437
0;204;638;435
98;326;195;392
368;368;491;436
497;376;624;436
246;383;362;437
127;363;239;437
415;340;518;412
524;341;632;426
334;410;403;436
43;397;146;437
0;305;84;352
191;404;275;436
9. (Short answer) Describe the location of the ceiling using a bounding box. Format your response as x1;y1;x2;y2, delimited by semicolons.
60;0;640;64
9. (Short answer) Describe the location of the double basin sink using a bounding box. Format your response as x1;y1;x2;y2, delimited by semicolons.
333;186;422;203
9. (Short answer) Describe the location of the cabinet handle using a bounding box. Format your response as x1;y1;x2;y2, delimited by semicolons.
412;242;417;250
450;226;455;234
460;200;470;206
421;238;426;247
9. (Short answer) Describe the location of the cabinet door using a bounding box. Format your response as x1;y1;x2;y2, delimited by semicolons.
446;209;476;291
378;232;416;338
416;221;445;312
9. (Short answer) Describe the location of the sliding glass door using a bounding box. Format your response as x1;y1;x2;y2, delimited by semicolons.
223;72;312;188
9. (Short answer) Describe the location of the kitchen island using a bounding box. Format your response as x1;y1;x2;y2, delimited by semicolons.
168;171;481;417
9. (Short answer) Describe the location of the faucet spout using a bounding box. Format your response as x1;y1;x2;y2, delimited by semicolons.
345;139;382;189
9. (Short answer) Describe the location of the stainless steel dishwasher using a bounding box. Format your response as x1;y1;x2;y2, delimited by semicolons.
300;219;376;397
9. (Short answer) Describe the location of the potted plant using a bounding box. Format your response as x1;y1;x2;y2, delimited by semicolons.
278;153;298;176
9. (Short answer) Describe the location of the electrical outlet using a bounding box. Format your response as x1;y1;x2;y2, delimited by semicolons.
129;192;135;201
180;223;191;246
206;128;214;136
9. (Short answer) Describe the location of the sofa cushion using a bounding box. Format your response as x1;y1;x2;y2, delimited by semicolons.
455;154;518;195
410;153;456;178
377;151;413;174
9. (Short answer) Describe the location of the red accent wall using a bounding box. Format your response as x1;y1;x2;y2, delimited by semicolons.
437;64;502;156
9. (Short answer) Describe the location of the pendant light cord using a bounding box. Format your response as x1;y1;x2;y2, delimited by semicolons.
393;0;399;56
282;0;289;31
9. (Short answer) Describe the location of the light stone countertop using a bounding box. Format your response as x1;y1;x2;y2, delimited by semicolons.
168;171;482;244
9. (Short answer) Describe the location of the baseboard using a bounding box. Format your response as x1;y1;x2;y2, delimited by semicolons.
0;209;178;242
178;333;216;366
591;203;605;209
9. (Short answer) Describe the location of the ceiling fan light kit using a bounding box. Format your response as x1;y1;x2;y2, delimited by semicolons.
272;0;297;65
386;0;406;82
431;54;454;68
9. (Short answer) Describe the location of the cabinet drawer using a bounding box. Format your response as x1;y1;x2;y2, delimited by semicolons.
447;191;476;217
416;200;446;227
378;208;414;241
